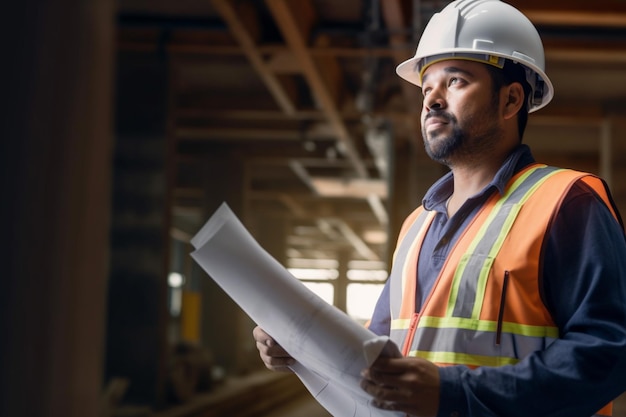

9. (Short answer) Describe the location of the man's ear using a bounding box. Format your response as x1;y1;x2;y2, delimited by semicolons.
502;82;525;120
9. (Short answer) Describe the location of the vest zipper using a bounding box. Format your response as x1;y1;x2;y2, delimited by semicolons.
402;313;420;356
495;270;510;346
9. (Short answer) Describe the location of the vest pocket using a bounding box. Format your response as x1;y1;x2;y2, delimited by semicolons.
495;270;510;346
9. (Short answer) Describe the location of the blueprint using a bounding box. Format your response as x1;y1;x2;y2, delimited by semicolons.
190;202;404;417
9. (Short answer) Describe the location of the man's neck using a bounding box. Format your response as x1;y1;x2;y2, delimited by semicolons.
446;148;512;216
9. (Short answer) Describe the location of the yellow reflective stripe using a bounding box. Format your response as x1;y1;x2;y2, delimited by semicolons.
390;318;412;330
393;316;558;338
408;350;520;367
419;316;559;338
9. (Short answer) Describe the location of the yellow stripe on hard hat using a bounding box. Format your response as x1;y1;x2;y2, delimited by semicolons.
418;53;506;84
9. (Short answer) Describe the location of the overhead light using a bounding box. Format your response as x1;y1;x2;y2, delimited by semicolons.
362;229;387;245
287;258;340;269
287;268;339;280
310;177;387;198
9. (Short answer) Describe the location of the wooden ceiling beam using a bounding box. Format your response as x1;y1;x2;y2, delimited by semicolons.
509;0;626;15
529;104;605;126
120;37;626;65
175;127;333;141
175;104;608;140
546;46;626;64
378;0;422;149
266;0;391;230
175;107;406;122
513;0;626;27
312;34;343;109
277;194;309;218
244;156;359;168
527;11;626;28
379;0;421;115
265;50;301;74
211;0;298;115
175;108;326;120
319;218;380;261
265;0;368;178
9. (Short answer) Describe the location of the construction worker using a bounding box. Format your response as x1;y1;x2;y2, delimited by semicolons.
254;1;626;416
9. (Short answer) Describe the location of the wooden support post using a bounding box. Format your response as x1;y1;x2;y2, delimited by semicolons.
0;0;114;416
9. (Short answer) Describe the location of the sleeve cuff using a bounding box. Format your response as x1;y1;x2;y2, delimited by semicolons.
436;365;468;417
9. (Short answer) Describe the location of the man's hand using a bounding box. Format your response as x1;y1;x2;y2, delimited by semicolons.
360;356;440;417
252;326;295;372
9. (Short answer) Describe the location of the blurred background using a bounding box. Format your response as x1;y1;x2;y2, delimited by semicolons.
2;0;626;416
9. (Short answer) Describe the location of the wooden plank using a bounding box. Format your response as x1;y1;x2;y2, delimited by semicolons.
153;372;309;417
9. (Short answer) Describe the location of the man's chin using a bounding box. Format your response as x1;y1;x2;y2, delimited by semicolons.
424;139;456;164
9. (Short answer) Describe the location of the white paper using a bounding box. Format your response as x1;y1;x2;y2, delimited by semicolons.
190;202;403;417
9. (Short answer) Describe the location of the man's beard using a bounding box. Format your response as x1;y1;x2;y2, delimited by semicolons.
421;110;464;164
421;102;502;167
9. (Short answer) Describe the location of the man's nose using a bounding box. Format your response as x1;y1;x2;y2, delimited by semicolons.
423;88;446;112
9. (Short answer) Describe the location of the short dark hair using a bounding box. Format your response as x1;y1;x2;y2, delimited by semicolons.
486;60;531;140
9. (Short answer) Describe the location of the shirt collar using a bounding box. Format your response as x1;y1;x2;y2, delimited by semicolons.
422;144;536;211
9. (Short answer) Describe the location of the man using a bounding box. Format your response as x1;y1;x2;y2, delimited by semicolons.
254;1;626;416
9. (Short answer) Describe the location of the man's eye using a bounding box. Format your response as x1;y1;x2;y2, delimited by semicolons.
449;77;465;87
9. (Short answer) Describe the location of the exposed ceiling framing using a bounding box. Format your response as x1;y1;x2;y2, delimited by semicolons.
117;0;626;266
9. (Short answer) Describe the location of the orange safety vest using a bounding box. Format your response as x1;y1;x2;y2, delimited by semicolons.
388;164;620;417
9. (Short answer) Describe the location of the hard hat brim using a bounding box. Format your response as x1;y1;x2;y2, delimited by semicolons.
396;51;554;113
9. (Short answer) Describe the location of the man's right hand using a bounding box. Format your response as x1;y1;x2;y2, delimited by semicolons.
252;326;295;372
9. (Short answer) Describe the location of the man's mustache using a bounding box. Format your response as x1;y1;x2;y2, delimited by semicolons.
424;109;454;122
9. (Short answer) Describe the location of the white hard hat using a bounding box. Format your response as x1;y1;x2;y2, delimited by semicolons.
396;0;554;112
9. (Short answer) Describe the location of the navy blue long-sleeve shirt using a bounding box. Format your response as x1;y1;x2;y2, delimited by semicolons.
368;145;626;417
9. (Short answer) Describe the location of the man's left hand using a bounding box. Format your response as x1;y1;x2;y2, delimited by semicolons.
360;356;440;417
